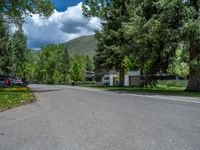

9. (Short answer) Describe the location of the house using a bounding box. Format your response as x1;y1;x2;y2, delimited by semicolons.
128;71;143;86
95;69;142;86
85;71;95;81
95;69;118;86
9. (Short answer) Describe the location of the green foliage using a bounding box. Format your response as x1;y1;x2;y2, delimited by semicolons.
36;44;70;84
85;55;94;71
168;45;189;78
1;0;54;27
76;81;96;86
124;0;182;76
83;0;200;90
0;15;13;74
122;56;138;73
10;31;30;78
83;0;131;86
69;54;86;82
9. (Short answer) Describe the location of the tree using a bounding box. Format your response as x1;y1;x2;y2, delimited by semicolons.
182;0;200;91
85;55;94;71
35;44;71;84
123;0;200;91
36;45;55;84
84;0;200;90
69;54;86;82
124;0;183;84
0;14;13;74
69;60;84;82
168;44;189;78
23;49;37;80
10;31;29;78
61;45;70;83
0;0;54;76
0;0;54;28
83;0;130;86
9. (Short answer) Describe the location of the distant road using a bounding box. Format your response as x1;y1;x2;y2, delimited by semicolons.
0;84;200;150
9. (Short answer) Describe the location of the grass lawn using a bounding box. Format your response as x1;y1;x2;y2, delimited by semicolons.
0;87;35;112
85;80;200;97
99;86;200;97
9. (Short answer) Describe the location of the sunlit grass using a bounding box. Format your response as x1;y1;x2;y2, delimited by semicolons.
102;87;200;97
86;80;200;97
0;87;35;112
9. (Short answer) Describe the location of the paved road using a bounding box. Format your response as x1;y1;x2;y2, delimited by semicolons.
0;84;200;150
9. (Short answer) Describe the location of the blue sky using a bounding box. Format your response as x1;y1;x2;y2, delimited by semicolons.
52;0;83;11
23;0;101;49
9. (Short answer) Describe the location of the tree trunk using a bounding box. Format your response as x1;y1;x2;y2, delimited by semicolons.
119;67;125;87
186;41;200;91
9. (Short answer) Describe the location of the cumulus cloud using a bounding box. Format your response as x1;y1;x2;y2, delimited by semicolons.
23;2;101;49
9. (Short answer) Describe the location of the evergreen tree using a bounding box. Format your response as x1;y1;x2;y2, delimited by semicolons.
83;0;130;86
124;0;200;90
61;45;70;83
36;44;71;84
11;31;29;78
125;0;182;82
85;55;94;71
69;60;84;82
69;54;86;82
0;15;13;74
182;0;200;91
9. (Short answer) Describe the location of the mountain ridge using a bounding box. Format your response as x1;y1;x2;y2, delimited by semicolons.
31;35;97;56
64;35;97;56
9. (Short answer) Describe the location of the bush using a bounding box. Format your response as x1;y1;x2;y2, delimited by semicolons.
166;80;181;87
76;81;96;86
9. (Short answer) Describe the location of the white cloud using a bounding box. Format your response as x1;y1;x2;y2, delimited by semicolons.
23;2;101;48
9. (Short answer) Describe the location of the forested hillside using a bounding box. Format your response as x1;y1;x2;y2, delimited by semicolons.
31;35;97;56
64;35;97;56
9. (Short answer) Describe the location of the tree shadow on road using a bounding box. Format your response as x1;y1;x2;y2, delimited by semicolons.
30;88;64;93
103;88;200;97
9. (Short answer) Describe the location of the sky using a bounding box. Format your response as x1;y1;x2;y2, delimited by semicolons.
23;0;101;49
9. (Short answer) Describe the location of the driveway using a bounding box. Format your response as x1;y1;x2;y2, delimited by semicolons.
0;84;200;150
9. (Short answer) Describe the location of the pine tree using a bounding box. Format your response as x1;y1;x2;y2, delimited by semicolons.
83;0;130;86
61;45;70;83
124;0;200;90
182;0;200;91
85;55;94;71
11;31;29;78
69;54;86;82
0;15;13;74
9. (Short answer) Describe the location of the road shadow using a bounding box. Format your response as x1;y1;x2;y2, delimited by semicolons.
102;89;165;96
30;88;63;93
102;89;200;97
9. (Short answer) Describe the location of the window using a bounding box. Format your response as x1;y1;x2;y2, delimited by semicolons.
96;77;102;82
104;77;109;80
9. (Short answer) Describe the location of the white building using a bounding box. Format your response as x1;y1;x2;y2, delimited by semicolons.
95;69;142;86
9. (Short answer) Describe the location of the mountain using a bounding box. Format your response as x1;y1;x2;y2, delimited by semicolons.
64;35;97;56
31;49;40;54
31;35;97;56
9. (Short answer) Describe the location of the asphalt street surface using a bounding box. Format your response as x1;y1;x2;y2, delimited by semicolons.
0;84;200;150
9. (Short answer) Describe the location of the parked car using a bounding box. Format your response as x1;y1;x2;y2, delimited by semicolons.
0;75;29;87
13;78;24;86
0;75;15;87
